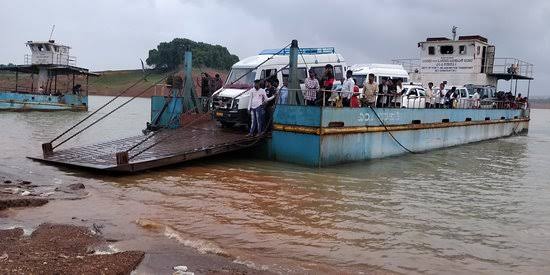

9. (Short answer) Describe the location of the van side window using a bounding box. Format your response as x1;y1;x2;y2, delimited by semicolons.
459;45;466;55
281;68;307;84
440;45;454;55
260;69;277;81
428;46;435;55
311;67;325;81
333;65;343;80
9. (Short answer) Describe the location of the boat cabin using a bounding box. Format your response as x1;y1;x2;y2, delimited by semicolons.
25;40;74;66
394;35;534;97
0;40;98;96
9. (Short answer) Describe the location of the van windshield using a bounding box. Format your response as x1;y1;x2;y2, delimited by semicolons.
225;68;256;89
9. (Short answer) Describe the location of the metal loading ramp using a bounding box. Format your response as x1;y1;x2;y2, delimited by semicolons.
29;120;261;173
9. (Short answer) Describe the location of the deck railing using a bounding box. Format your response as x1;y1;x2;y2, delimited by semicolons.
281;88;528;110
485;57;533;78
24;54;77;66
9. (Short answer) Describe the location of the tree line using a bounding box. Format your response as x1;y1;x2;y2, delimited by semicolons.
146;38;239;71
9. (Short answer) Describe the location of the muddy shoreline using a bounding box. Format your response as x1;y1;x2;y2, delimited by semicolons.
0;175;272;275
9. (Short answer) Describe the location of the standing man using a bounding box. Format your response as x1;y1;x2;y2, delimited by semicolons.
277;78;289;105
264;78;278;129
377;79;389;107
247;80;274;137
304;69;320;106
362;73;378;107
199;73;211;97
437;82;446;108
426;82;434;108
445;86;456;108
340;70;355;107
213;74;224;92
319;64;335;105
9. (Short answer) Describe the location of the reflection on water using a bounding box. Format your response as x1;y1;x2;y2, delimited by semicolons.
1;96;550;274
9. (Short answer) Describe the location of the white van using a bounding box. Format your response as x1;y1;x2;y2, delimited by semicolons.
349;64;409;90
211;47;347;127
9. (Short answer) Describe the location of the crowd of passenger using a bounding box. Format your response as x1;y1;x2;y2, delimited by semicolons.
245;64;529;136
272;64;529;110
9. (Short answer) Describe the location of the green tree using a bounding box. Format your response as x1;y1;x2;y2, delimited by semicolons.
146;38;239;71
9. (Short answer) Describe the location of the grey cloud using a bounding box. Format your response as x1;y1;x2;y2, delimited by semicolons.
1;0;548;95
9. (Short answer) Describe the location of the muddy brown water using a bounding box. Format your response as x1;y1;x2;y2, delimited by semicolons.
1;96;550;274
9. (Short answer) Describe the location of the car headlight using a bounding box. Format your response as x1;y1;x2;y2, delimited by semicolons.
232;99;239;109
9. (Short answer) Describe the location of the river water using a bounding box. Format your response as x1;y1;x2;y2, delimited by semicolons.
1;96;550;274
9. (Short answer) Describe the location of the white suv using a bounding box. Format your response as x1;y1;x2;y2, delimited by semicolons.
400;85;426;108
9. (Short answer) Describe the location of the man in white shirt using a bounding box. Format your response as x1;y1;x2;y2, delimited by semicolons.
247;80;275;137
426;82;434;108
340;70;355;107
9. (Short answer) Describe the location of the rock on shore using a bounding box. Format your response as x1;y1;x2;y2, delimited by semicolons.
0;223;144;274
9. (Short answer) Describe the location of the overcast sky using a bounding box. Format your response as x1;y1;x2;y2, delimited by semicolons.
1;0;548;95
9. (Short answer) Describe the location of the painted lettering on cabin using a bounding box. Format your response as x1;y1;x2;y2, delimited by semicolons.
421;57;474;73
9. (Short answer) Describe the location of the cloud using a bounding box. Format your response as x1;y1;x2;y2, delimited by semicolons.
1;0;548;95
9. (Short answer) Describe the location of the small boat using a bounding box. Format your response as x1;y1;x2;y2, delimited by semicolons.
0;40;99;111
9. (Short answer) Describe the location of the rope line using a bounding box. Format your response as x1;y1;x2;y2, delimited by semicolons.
52;71;176;150
369;106;417;154
50;70;157;143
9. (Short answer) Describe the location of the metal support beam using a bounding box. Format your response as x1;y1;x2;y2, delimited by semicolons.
15;69;19;92
527;79;531;99
182;50;199;113
288;39;303;105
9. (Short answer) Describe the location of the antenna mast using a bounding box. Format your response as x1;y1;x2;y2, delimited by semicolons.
452;26;457;40
49;25;56;41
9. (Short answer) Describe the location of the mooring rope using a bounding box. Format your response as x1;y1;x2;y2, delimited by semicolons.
369;106;418;154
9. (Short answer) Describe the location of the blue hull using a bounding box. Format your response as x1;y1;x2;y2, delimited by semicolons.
270;106;530;166
0;91;88;111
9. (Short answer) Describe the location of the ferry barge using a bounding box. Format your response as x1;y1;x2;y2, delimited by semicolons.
30;34;533;172
0;40;98;111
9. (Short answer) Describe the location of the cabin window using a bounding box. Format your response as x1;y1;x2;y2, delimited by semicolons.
281;68;307;84
477;46;481;55
333;65;343;80
53;46;59;52
428;46;435;55
44;45;51;52
440;45;454;55
37;44;44;51
459;45;467;55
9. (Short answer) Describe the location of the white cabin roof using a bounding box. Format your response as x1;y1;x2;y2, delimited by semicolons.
232;53;346;68
350;63;409;77
26;40;71;49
